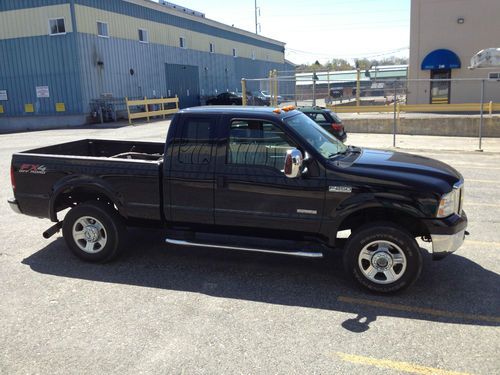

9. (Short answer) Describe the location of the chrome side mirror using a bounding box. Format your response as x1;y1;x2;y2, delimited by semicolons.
284;148;303;178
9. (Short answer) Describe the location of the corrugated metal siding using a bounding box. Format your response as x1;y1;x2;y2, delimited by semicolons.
0;0;68;12
0;33;83;116
75;0;284;52
0;4;73;40
73;4;284;63
0;1;288;118
76;33;287;110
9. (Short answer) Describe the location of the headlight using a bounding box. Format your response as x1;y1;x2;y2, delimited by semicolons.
437;189;460;218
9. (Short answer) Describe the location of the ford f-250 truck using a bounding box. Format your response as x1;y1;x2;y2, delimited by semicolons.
8;106;468;293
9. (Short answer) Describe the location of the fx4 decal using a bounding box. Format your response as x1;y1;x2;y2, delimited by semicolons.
19;164;47;175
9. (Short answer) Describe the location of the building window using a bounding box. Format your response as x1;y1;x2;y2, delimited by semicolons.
251;51;256;60
49;18;66;35
138;28;148;43
209;42;214;53
97;22;109;38
232;48;237;58
179;37;186;48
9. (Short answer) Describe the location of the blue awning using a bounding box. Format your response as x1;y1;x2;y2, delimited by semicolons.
421;49;461;70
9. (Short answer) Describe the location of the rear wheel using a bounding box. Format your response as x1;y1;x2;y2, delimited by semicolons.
62;202;126;262
343;222;422;293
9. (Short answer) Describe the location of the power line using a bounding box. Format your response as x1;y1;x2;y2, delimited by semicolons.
286;46;409;59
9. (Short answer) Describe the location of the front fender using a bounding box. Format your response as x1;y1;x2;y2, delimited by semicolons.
322;191;431;246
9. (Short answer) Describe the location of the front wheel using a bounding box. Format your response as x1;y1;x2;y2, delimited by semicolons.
343;222;423;293
62;201;126;262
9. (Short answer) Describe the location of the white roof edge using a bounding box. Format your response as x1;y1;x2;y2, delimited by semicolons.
125;0;286;47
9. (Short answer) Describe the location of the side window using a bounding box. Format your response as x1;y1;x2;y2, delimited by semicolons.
314;113;328;123
306;113;317;120
227;120;293;170
175;119;213;165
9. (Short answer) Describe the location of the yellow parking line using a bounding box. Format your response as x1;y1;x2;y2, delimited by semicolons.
465;179;497;184
335;352;472;375
458;167;500;171
337;296;500;323
464;239;500;247
465;202;500;208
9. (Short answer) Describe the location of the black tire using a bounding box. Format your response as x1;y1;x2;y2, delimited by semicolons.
62;201;126;263
343;222;423;293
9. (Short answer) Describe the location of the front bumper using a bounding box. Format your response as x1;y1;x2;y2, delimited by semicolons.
431;229;466;260
7;197;22;214
423;212;468;260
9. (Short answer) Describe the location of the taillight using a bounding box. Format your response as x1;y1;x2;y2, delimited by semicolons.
331;123;343;132
10;165;16;191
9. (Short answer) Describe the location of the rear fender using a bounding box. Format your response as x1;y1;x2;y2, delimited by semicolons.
49;176;126;221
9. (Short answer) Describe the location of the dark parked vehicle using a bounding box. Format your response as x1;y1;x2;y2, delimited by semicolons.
299;106;347;142
206;92;242;105
255;90;282;105
8;106;468;293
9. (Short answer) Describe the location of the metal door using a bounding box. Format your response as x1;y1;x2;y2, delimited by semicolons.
165;64;200;108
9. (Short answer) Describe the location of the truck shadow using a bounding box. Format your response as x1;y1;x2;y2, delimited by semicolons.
22;228;500;330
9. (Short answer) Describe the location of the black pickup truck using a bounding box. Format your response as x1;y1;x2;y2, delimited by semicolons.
8;106;468;293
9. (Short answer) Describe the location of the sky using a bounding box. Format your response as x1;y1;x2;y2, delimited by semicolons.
155;0;411;64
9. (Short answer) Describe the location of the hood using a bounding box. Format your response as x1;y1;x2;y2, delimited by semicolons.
335;149;462;195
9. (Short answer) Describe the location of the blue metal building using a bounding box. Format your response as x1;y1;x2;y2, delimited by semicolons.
0;0;293;129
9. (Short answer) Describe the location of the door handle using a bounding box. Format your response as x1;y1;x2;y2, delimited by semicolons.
216;176;226;189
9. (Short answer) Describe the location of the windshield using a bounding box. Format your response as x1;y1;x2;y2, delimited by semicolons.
285;113;348;158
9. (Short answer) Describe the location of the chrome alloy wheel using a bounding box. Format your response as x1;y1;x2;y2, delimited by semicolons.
357;240;407;284
72;216;107;254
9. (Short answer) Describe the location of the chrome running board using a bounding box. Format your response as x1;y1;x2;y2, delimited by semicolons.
165;238;323;258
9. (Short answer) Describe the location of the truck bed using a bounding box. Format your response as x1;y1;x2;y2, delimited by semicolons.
23;139;165;161
12;139;165;221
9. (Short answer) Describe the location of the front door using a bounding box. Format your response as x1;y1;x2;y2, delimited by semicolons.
214;117;326;233
430;69;451;104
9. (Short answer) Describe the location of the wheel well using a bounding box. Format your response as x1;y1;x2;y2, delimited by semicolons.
52;186;120;221
337;207;429;238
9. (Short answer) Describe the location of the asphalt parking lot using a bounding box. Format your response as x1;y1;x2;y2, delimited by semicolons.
1;121;499;374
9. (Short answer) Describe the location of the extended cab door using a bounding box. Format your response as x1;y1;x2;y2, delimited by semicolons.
214;116;326;233
163;115;217;224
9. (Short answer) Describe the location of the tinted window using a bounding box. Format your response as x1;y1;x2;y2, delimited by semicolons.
227;120;292;170
314;113;328;122
176;119;213;165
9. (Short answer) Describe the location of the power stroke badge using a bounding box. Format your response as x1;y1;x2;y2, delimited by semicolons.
329;186;352;193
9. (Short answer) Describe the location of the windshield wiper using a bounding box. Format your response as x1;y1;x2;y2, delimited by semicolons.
328;145;361;159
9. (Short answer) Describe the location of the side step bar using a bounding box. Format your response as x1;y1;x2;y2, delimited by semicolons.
165;238;324;258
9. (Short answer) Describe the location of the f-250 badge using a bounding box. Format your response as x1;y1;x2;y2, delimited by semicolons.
19;164;47;175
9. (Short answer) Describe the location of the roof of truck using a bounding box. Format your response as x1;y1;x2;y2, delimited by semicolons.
179;106;300;119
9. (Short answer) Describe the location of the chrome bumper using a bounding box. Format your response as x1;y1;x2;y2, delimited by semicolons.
431;229;466;260
7;198;21;214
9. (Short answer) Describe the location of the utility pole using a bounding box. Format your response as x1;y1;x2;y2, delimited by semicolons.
254;0;259;34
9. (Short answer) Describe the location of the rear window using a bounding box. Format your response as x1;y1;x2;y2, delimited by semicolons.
327;111;342;123
175;118;214;165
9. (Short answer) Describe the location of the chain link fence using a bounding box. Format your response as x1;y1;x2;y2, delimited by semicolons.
241;72;500;150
